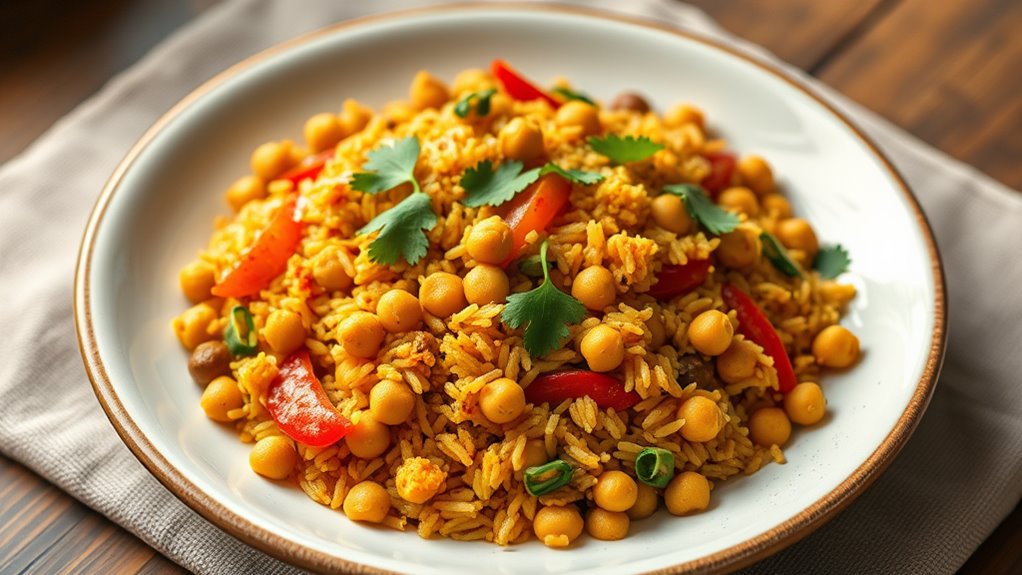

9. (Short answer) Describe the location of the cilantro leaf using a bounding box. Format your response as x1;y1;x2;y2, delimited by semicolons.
538;163;604;185
454;89;496;118
351;136;421;195
760;232;801;277
517;254;551;278
551;86;595;106
461;160;540;207
501;240;586;357
814;245;851;279
588;134;664;164
358;192;437;265
661;184;739;235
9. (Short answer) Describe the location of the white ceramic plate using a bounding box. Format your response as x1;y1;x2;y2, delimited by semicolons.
76;5;946;574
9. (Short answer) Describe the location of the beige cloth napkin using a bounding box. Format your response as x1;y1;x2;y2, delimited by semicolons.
2;0;1020;573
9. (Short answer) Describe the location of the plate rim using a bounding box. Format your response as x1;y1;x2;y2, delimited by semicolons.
73;3;948;573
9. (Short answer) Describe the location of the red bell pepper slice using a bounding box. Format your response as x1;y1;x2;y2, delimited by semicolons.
701;151;736;197
647;259;712;300
279;147;335;186
500;173;572;264
266;350;353;447
525;370;641;411
211;195;303;298
491;59;560;109
721;284;797;393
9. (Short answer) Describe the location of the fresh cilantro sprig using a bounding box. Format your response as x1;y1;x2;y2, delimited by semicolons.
661;184;739;235
814;245;851;279
454;89;496;118
537;163;604;185
501;240;586;357
461;160;603;207
760;231;801;277
551;86;595;106
517;254;551;278
588;134;664;164
351;136;422;195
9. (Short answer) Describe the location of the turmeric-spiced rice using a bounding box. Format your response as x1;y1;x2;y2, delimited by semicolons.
173;61;860;547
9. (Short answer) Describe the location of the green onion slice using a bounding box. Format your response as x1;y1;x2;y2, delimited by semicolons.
634;447;675;488
524;460;573;496
224;305;258;356
760;231;801;277
454;88;496;118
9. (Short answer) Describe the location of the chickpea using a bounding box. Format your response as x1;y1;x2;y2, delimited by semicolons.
586;508;630;541
370;380;416;425
499;117;545;163
718;186;759;217
466;217;513;265
224;175;267;212
346;413;391;459
376;290;422;334
748;407;791;447
409;70;449;110
463;265;510;306
627;483;659;520
339;98;373;135
610;92;651;114
775;218;819;259
555;100;601;136
419;272;467;318
571;265;617;311
343;481;390;523
664;104;704;129
812;325;860;368
264;309;306;356
737;155;775;195
200;376;242;422
687;310;733;356
761;194;793;219
188;340;232;385
173;302;218;351
249;436;297;480
250;141;295;181
650;194;694;235
716;339;759;384
647;311;667;349
313;250;353;292
339;311;385;360
580;325;625;372
523;438;549;469
592;470;638;512
303;113;344;153
396;456;447;504
678;396;724;443
664;471;710;516
716;226;761;268
179;260;217;303
479;378;526;424
533;505;584;548
451;68;494;96
784;382;827;425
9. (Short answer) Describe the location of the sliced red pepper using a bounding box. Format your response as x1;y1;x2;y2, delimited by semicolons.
525;370;641;411
701;151;736;197
279;147;335;186
721;284;797;393
211;195;303;298
647;259;712;300
500;173;572;264
266;350;353;447
491;59;560;109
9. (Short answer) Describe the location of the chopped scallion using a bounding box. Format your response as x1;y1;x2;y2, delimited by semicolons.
523;459;573;496
634;447;675;488
224;305;258;356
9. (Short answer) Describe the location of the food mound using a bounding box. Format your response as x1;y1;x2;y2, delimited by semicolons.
173;60;859;547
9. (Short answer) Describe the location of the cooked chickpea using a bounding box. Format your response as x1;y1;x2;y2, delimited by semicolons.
376;290;422;333
571;265;617;311
250;141;295;181
343;481;390;523
664;471;710;516
647;311;667;349
748;407;791;447
188;340;232;385
678;396;724;443
737;155;775;195
586;508;630;541
409;70;449;110
664;104;704;129
466;217;513;265
716;226;761;268
500;117;545;162
523;438;549;469
419;272;467;317
716;339;759;384
396;457;446;504
451;68;494;96
610;92;651;114
200;375;242;422
369;380;416;425
249;436;297;480
784;382;827;425
264;309;306;356
775;218;819;259
339;98;372;135
812;325;860;368
225;175;267;212
303;112;344;153
555;100;601;136
463;265;510;306
718;186;759;217
479;378;526;424
627;483;659;520
580;325;625;372
687;310;734;356
533;505;584;548
313;250;353;291
339;311;385;360
173;303;218;351
650;193;694;235
592;470;638;512
346;413;391;459
179;260;216;303
761;194;793;219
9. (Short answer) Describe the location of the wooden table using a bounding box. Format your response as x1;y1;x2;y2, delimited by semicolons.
1;0;1019;573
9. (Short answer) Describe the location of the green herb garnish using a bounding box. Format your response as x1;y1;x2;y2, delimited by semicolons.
814;245;851;279
537;162;604;185
358;192;437;266
661;184;739;236
461;160;602;208
351;136;422;195
454;88;496;118
517;254;550;278
761;232;801;277
551;86;595;106
588;134;664;164
634;447;675;489
523;460;574;496
224;305;258;356
501;240;586;357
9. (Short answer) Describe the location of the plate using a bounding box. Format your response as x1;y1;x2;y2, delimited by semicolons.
75;5;946;574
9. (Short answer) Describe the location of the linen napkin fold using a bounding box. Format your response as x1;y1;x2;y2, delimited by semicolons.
1;0;1020;573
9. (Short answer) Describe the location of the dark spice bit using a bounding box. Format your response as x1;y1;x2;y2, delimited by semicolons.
188;340;232;385
676;355;716;388
610;92;651;114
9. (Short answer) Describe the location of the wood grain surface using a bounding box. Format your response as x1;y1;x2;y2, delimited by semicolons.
0;0;1019;573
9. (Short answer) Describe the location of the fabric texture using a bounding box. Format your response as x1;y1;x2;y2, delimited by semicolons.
1;0;1020;573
